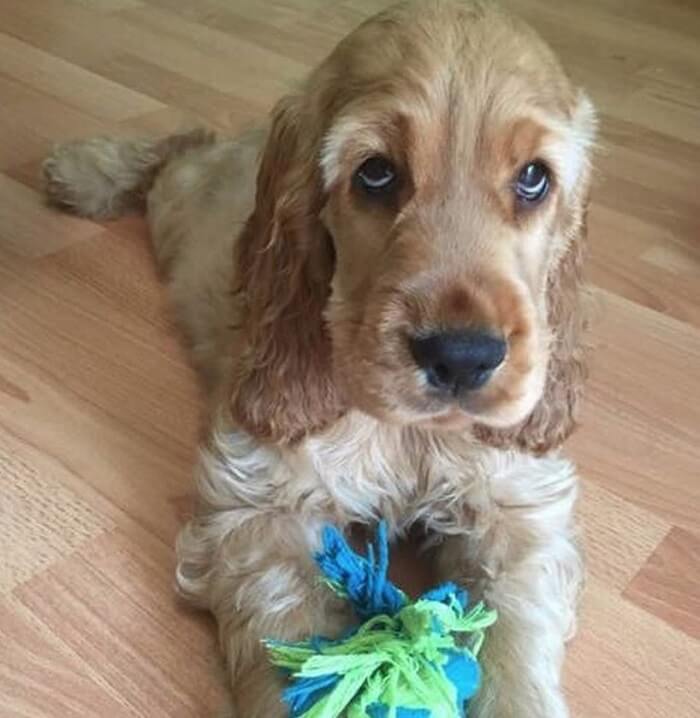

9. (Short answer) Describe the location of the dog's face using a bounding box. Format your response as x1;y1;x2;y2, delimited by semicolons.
320;2;595;431
234;0;596;448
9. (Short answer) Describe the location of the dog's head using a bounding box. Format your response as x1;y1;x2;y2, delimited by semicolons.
232;0;596;451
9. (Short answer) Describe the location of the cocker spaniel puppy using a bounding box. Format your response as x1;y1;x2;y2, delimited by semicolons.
43;1;596;716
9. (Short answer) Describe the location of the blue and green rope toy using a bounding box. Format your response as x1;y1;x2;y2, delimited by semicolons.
265;522;497;718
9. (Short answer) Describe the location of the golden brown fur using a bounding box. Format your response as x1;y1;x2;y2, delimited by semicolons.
43;1;596;716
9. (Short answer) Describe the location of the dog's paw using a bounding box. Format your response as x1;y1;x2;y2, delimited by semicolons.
471;695;569;718
42;146;85;215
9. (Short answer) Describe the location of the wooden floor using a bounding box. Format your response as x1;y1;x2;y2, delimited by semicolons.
1;1;699;716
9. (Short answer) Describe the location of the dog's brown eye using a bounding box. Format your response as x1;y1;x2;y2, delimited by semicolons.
355;156;397;194
515;161;550;204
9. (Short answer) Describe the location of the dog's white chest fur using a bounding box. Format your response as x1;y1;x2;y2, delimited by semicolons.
201;410;575;541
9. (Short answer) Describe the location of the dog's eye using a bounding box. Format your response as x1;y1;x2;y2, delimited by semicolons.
355;156;397;194
514;161;550;204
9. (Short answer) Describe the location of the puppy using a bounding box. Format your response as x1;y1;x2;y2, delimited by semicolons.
44;1;596;715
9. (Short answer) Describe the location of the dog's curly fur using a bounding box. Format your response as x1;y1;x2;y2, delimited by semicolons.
43;1;596;716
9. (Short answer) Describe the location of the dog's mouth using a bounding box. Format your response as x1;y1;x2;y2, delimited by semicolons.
335;345;536;431
380;336;541;429
405;349;544;430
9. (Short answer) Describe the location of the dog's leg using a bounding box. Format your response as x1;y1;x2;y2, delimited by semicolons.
176;436;352;718
178;508;351;717
435;454;582;718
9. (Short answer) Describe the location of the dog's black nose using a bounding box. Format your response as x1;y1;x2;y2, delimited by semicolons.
409;331;507;393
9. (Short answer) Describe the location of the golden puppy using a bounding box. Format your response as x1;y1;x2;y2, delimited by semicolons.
44;1;596;715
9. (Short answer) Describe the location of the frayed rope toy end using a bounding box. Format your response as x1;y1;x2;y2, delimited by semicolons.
265;522;497;718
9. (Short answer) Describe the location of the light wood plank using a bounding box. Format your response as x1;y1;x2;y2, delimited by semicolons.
0;432;110;595
566;579;700;718
570;290;700;533
0;174;104;258
579;482;670;592
0;33;164;122
0;597;135;718
625;528;700;641
12;530;225;717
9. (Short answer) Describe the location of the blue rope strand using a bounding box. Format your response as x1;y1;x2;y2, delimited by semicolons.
315;523;406;619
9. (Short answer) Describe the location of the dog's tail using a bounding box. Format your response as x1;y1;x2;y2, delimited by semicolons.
42;129;215;220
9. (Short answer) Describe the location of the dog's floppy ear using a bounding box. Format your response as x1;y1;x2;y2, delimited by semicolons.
231;95;345;443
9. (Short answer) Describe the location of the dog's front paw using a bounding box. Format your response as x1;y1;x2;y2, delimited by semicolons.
227;662;288;718
470;683;569;718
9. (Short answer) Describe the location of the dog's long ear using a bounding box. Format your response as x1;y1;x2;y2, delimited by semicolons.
477;96;596;454
231;96;345;443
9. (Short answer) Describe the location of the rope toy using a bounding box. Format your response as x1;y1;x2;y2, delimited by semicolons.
265;522;497;718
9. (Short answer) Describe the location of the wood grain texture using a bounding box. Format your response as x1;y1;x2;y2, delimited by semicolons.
0;434;109;595
566;579;700;718
625;528;700;641
0;1;698;716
